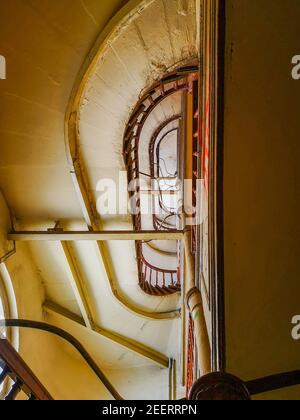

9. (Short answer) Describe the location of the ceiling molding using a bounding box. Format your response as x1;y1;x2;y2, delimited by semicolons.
44;300;170;369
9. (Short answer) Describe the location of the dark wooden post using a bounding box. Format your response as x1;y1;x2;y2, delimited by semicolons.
189;372;251;400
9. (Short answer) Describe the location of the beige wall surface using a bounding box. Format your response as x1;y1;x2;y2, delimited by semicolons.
0;0;180;401
0;0;129;220
0;0;159;400
3;0;300;401
224;0;300;399
0;191;111;400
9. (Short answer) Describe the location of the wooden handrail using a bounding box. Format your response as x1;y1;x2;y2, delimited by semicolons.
137;242;180;295
246;371;300;396
0;335;53;400
189;370;300;399
0;319;123;400
139;253;178;276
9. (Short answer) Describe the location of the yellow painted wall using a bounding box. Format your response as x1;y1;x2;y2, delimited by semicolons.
0;0;178;400
0;192;112;399
0;0;159;400
224;0;300;399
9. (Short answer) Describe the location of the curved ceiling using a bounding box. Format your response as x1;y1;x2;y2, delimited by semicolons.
0;0;129;220
0;0;198;392
67;0;197;313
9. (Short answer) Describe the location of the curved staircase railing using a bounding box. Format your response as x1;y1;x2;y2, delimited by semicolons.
138;245;180;296
153;214;177;232
0;333;53;400
186;316;195;398
124;69;196;296
0;320;123;400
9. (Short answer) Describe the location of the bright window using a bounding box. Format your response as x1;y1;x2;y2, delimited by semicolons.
0;292;5;392
0;286;7;337
0;264;18;397
0;295;4;318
